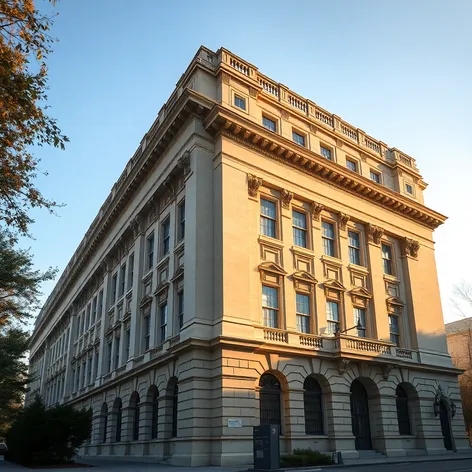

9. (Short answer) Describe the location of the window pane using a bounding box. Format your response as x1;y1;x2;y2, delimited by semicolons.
297;315;310;334
346;160;357;172
261;199;276;218
296;293;310;315
326;301;339;321
322;221;334;239
293;210;307;229
321;146;332;160
262;286;278;308
370;170;381;183
354;308;366;337
263;116;276;132
348;231;360;248
234;95;246;110
293;131;305;146
261;217;276;238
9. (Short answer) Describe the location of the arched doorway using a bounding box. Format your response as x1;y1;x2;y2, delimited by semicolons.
439;400;453;451
350;379;372;450
259;373;282;431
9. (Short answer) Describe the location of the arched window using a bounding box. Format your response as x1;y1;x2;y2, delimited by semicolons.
396;385;411;435
304;377;323;435
114;398;123;442
101;402;108;444
259;373;281;429
150;386;159;439
172;384;178;438
130;391;140;441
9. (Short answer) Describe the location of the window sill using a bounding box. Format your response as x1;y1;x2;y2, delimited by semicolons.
347;263;369;274
291;245;314;257
320;254;342;266
258;234;284;248
383;273;399;283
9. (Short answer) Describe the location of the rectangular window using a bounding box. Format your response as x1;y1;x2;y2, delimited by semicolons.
178;290;184;330
76;364;81;391
160;303;168;342
71;368;76;393
125;329;131;361
91;297;97;325
162;219;170;256
84;307;89;331
326;301;339;334
234;94;246;110
107;341;112;373
292;130;305;146
111;273;117;304
87;358;92;385
82;361;86;388
98;290;103;319
127;253;134;290
260;199;277;238
262;285;279;328
354;307;366;338
263;116;276;132
292;210;307;248
405;182;414;195
114;336;120;369
178;201;185;241
370;170;381;184
320;145;333;160
143;314;151;351
119;263;126;297
296;293;311;334
348;230;361;265
389;314;400;345
382;243;393;275
147;233;155;270
346;159;358;172
94;350;99;379
322;221;335;257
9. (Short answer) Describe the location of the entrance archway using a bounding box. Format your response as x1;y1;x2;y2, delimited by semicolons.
439;400;453;451
350;379;372;450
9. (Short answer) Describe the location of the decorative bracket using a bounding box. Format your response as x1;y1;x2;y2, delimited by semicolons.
281;189;294;209
381;363;393;380
247;174;263;198
339;213;350;231
367;224;384;245
400;237;420;258
311;201;324;221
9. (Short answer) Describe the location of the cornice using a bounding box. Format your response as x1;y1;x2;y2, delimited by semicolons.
204;106;446;230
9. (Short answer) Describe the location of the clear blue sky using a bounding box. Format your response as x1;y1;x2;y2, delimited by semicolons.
24;0;472;325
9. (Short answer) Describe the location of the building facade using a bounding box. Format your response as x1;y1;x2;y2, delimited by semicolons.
27;47;469;466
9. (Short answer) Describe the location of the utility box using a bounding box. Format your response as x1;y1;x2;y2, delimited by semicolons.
253;424;280;470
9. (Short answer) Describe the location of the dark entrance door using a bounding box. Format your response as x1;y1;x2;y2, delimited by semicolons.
439;400;453;451
350;380;372;450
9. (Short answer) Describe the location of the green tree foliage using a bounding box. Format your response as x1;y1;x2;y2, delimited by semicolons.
6;396;92;465
0;327;29;438
1;0;68;237
0;230;56;326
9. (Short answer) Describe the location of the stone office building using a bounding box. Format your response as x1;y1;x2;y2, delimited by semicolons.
27;46;469;466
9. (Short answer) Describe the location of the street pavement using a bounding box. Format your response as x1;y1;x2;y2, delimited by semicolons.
2;455;472;472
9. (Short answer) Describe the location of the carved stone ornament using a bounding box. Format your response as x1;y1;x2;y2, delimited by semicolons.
129;216;142;240
281;110;290;120
309;124;318;134
337;358;350;375
281;190;294;209
339;213;350;231
162;176;175;200
367;224;384;245
249;87;258;98
400;237;420;258
336;138;343;148
381;363;393;380
433;384;455;417
311;201;324;221
247;174;263;198
177;151;191;176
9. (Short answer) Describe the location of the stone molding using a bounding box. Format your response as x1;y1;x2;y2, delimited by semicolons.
339;212;350;231
281;189;293;209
